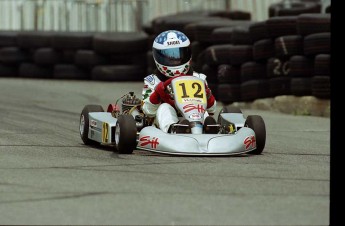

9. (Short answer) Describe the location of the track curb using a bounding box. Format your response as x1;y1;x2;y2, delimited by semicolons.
229;95;330;117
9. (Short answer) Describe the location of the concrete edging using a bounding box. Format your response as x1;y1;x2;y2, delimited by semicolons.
230;95;330;117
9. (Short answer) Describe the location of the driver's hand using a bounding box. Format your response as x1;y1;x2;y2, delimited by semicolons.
155;81;166;98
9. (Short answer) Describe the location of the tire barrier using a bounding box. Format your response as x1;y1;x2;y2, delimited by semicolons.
53;64;89;80
19;63;53;79
0;8;330;103
0;47;31;65
34;48;62;65
312;76;330;99
314;54;330;76
0;31;18;47
274;35;304;59
268;1;321;17
0;30;149;81
190;11;330;103
266;16;298;38
297;13;330;36
0;63;18;77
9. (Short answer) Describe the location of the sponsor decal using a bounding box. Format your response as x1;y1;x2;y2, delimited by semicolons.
90;120;97;128
182;98;202;103
139;136;159;149
166;40;180;46
102;122;109;143
144;75;155;85
189;113;202;120
244;135;256;150
155;31;188;45
183;104;205;113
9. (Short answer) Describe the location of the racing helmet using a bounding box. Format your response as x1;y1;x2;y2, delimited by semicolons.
152;30;192;78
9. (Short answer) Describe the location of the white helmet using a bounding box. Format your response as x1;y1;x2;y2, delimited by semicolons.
152;30;192;78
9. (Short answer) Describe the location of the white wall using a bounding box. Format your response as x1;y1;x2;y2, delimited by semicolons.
0;0;304;31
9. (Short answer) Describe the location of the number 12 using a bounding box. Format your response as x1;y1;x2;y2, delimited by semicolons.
179;82;203;98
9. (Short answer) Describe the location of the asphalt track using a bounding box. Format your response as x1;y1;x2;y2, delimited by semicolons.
0;78;330;225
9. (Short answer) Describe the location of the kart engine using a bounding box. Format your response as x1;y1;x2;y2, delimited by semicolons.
121;92;141;114
114;92;151;131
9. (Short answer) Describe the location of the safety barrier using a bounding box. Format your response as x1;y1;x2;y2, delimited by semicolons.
0;0;295;31
0;1;331;102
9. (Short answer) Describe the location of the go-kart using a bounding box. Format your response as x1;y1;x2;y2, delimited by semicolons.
79;75;266;156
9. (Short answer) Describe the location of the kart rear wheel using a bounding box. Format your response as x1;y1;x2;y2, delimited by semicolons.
244;115;266;155
217;106;242;123
80;105;104;145
115;115;137;154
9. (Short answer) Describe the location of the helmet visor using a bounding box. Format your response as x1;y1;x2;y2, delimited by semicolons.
153;46;191;67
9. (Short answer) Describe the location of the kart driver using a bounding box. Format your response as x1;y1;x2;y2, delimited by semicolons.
141;30;217;133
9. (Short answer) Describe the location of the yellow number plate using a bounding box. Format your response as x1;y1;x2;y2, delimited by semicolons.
174;79;207;104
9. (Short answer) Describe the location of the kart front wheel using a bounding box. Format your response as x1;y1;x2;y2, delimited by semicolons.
80;104;104;145
115;115;137;154
244;115;266;155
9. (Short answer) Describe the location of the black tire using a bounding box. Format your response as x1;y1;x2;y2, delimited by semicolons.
0;63;18;77
231;25;253;45
34;48;62;65
201;64;218;83
229;45;253;66
0;31;18;47
291;77;312;96
267;57;290;78
18;63;53;79
269;76;291;96
269;1;321;17
249;21;269;43
217;83;241;105
51;31;94;50
209;10;251;21
244;115;266;155
204;44;233;66
240;61;267;83
240;79;271;101
93;32;148;54
289;55;314;77
274;35;303;59
115;115;137;154
325;5;330;13
74;50;109;69
253;39;275;62
91;65;146;81
303;32;330;56
80;105;104;145
314;54;330;76
266;16;298;38
297;13;330;36
217;64;241;84
17;31;54;49
211;27;235;45
193;20;252;44
312;76;330;99
0;47;31;65
62;50;76;63
53;64;89;80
